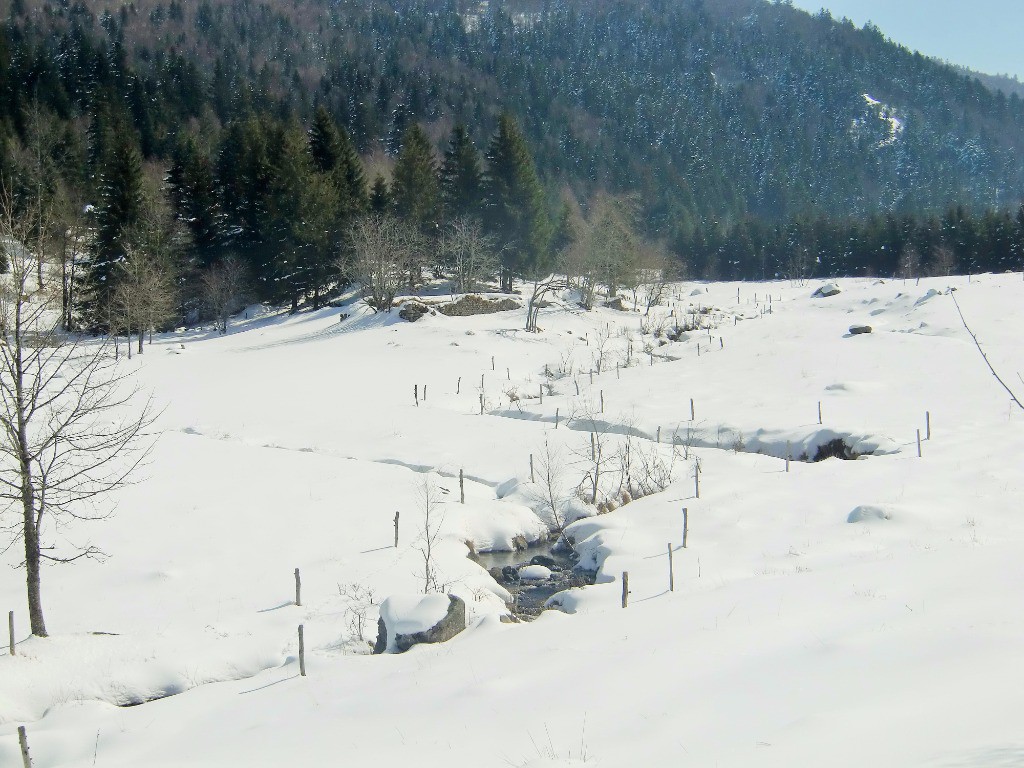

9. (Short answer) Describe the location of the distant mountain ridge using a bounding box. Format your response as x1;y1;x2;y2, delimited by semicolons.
2;0;1023;231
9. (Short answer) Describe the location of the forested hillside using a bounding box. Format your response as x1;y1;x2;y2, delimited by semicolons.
1;0;1023;324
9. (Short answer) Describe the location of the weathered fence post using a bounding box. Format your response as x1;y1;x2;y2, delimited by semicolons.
682;507;689;548
786;441;791;473
459;470;465;504
695;466;700;499
690;398;695;421
926;411;931;440
621;572;629;608
423;385;427;401
414;384;418;407
457;376;461;395
491;355;495;371
917;429;922;458
298;625;306;677
555;408;560;429
668;544;675;592
19;725;32;768
294;568;301;607
818;401;822;425
8;611;14;656
600;390;605;413
479;393;484;415
530;454;535;483
657;426;661;444
394;511;400;547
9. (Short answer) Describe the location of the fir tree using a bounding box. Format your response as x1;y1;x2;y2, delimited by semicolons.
483;114;552;291
440;124;483;222
369;174;390;214
390;123;440;233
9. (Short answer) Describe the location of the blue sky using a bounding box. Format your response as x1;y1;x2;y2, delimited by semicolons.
788;0;1024;79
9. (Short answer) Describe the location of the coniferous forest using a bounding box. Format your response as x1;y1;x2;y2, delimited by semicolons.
1;0;1024;330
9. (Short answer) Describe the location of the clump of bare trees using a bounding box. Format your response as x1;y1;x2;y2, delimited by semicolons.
201;256;250;334
441;217;500;294
345;214;421;312
0;186;155;637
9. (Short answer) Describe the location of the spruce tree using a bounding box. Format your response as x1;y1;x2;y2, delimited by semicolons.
87;129;145;327
483;114;552;292
440;124;483;221
369;174;390;213
390;123;440;233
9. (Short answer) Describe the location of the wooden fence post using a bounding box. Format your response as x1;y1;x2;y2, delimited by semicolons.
786;441;791;473
394;511;400;547
8;611;14;656
19;725;32;768
555;408;560;429
695;467;700;499
621;572;629;608
479;393;484;415
600;390;604;413
530;454;534;483
423;385;427;401
459;471;465;504
298;625;306;677
690;398;695;421
657;426;661;444
414;384;418;407
917;429;922;458
575;380;580;396
491;355;495;371
668;544;675;592
682;507;689;548
456;376;461;395
926;411;931;440
818;401;822;425
539;385;543;404
294;568;301;607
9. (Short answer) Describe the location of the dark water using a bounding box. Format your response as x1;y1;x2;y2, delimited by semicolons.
471;538;596;618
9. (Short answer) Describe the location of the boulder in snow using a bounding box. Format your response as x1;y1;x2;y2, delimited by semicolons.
373;594;466;654
848;325;873;335
812;283;842;298
398;301;430;322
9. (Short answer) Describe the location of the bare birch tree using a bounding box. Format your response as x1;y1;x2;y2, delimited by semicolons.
0;185;155;637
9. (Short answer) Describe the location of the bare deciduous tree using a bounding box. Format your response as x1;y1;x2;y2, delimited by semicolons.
529;438;576;552
201;256;250;334
0;186;155;637
346;214;420;312
112;242;178;356
416;477;445;594
442;216;499;294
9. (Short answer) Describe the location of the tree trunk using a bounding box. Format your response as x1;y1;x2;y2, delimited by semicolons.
137;331;144;355
23;504;46;637
18;407;46;636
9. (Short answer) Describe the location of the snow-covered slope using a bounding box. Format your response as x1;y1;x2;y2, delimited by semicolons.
2;274;1023;767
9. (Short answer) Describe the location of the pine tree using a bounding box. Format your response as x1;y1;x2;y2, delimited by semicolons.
440;124;483;222
483;114;552;292
390;123;440;233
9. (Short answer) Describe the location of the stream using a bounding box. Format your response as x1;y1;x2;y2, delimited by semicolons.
471;536;597;619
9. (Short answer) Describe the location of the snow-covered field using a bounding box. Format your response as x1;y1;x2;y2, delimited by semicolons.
2;273;1023;767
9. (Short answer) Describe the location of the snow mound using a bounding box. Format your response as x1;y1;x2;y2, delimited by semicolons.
812;283;841;298
518;565;553;581
847;505;893;523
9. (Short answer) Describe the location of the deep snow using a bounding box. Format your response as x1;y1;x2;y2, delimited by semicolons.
2;273;1023;767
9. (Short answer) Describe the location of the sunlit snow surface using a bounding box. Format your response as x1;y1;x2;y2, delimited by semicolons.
2;274;1023;767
